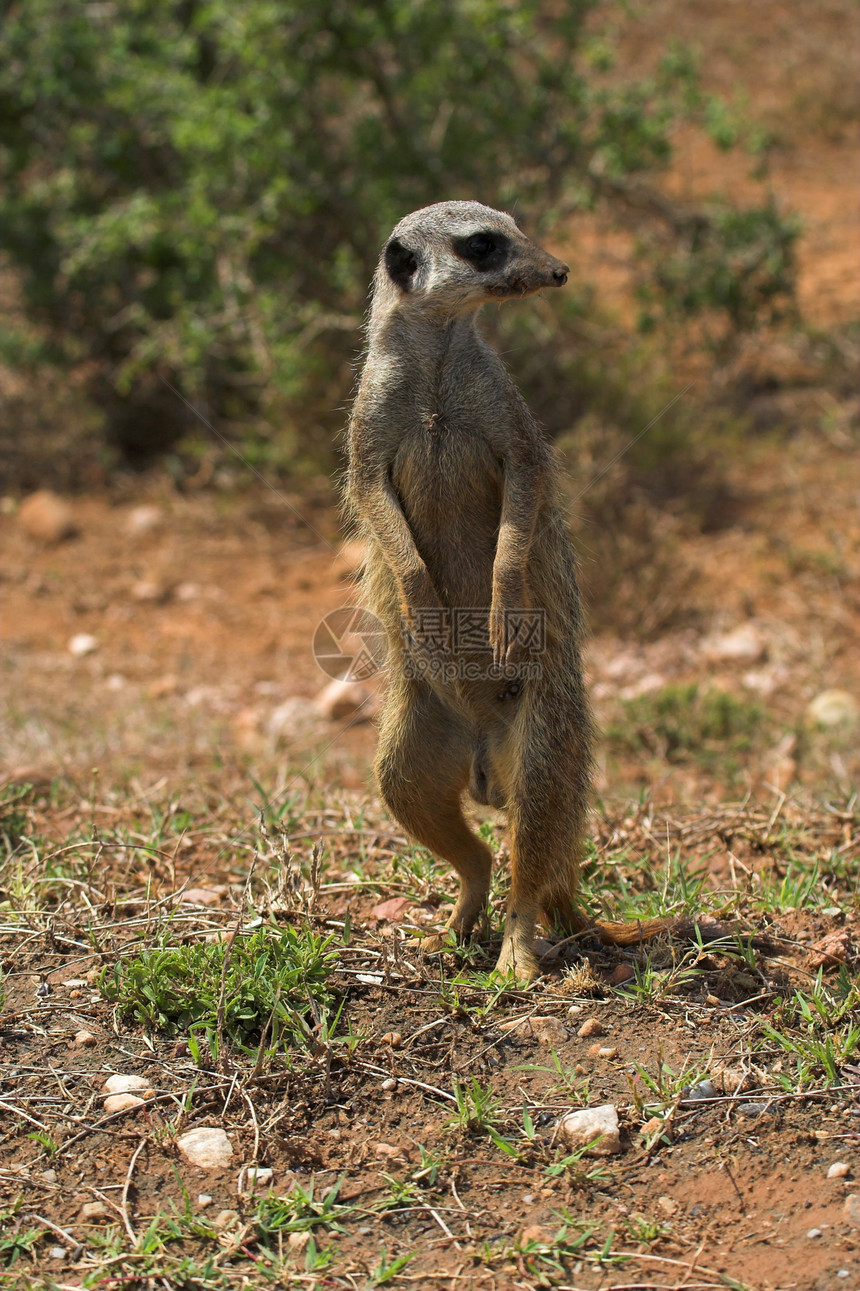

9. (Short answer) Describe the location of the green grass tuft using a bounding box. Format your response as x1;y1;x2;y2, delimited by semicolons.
101;922;338;1054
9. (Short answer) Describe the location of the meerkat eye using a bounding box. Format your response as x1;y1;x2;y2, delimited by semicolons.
453;231;509;269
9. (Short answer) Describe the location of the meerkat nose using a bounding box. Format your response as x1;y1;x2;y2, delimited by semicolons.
553;265;569;285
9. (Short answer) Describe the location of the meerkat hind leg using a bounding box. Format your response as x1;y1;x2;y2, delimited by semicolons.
494;700;591;983
375;681;492;951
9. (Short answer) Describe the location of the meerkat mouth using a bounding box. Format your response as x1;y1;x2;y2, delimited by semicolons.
488;276;559;298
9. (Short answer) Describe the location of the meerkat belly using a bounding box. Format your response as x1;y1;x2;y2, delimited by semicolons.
392;426;500;610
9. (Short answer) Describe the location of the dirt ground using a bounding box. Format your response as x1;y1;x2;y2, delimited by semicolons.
1;431;858;1289
2;3;859;1288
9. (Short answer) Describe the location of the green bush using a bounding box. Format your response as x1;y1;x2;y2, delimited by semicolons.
1;1;797;464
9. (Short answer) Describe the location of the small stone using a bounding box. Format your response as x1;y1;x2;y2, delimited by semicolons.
683;1080;718;1102
104;1093;145;1113
380;1032;402;1047
381;1078;397;1092
640;1116;667;1141
75;1030;97;1047
608;963;634;985
288;1231;311;1251
737;1101;776;1118
808;929;853;971
179;886;225;906
149;673;178;698
40;1169;58;1184
558;1104;621;1156
198;1194;213;1207
533;1016;568;1045
125;504;163;536
80;1201;110;1221
268;696;322;741
103;1074;149;1095
595;1046;618;1059
577;1017;605;1039
49;1246;66;1260
703;625;766;664
844;1194;860;1227
68;633;99;657
806;689;860;731
131;579;169;604
828;1162;851;1179
619;672;666;701
238;1165;273;1193
212;1209;240;1232
178;1127;234;1170
807;1227;822;1239
500;1014;566;1044
18;490;76;544
374;1142;399;1158
232;707;260;751
314;678;377;722
657;1195;678;1217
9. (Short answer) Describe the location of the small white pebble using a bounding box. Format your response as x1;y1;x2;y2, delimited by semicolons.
49;1247;66;1260
103;1074;149;1095
522;1193;534;1204
68;633;99;656
381;1077;397;1092
828;1162;851;1179
198;1194;213;1207
807;1227;822;1239
104;1093;145;1113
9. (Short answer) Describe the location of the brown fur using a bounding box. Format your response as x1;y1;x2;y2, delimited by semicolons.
343;201;668;980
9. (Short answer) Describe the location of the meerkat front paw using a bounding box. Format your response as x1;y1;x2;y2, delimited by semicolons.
489;599;528;670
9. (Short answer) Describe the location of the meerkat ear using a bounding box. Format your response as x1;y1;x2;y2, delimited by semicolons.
384;238;419;290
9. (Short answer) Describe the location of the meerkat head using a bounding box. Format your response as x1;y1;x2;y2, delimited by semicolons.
375;201;568;317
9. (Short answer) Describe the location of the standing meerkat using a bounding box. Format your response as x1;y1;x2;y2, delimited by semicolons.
345;200;663;981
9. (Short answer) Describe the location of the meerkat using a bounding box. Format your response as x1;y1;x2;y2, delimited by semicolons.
344;201;668;981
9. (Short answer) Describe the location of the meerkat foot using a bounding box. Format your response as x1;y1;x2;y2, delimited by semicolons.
409;930;455;955
493;940;539;985
408;892;488;957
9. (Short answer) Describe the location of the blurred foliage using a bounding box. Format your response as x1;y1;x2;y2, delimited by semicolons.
608;683;768;771
2;0;798;466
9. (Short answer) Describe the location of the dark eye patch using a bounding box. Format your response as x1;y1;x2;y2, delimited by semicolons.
452;230;509;271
